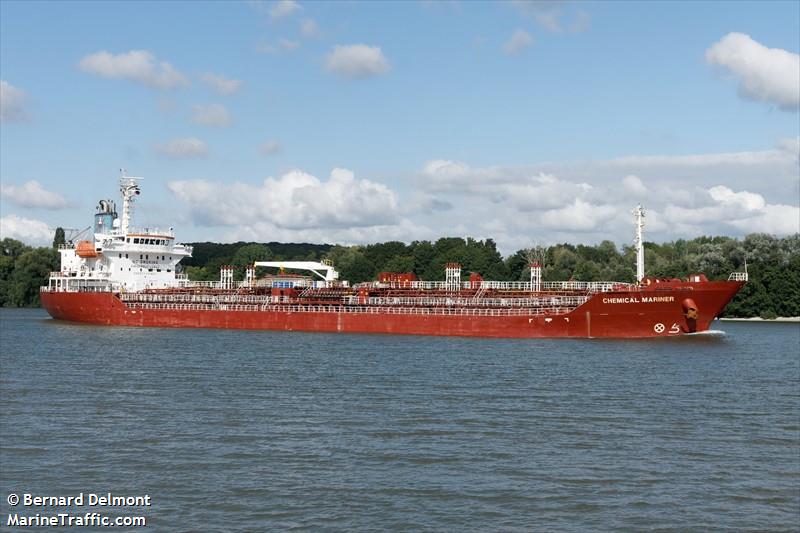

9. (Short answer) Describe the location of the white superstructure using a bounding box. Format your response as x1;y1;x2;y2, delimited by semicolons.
47;172;192;292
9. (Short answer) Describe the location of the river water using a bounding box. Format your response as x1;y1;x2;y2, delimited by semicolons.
1;308;798;531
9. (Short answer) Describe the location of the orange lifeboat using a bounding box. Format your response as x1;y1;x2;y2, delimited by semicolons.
75;240;99;258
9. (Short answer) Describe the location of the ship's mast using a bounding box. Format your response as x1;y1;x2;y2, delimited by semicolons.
119;169;143;235
633;204;645;283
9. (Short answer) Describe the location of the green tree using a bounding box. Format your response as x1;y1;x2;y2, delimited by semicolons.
232;243;273;280
411;241;436;277
381;255;415;273
5;247;58;307
325;246;374;283
52;227;66;249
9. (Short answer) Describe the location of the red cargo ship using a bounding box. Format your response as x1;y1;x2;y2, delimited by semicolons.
41;174;747;338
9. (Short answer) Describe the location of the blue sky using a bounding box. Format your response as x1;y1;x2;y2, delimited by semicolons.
1;0;798;253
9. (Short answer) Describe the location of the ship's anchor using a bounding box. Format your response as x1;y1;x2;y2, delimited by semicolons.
682;298;699;332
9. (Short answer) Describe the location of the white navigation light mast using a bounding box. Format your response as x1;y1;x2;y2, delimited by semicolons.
633;204;645;283
119;170;143;235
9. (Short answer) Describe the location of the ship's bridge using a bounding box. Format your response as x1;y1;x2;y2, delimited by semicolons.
49;172;193;293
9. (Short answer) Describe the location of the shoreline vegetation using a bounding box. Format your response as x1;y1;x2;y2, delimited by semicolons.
718;317;800;322
1;232;798;319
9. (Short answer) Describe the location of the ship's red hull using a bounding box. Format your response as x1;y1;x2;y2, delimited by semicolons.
40;281;744;338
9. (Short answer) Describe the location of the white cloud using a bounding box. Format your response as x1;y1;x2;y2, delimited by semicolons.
422;159;470;178
191;104;232;127
608;149;789;168
0;214;53;245
257;38;301;54
325;45;391;79
661;185;798;236
708;185;765;211
137;140;799;252
521;3;561;32
1;180;67;209
422;159;474;182
503;29;534;55
622;175;648;196
155;138;209;158
504;173;593;210
779;136;800;158
78;50;189;90
570;10;591;33
540;199;617;232
168;168;399;230
729;204;800;235
706;32;800;111
260;140;282;155
270;0;300;19
510;1;589;33
200;73;242;95
412;141;799;252
280;39;300;51
300;18;319;37
420;159;514;192
0;80;27;122
220;217;433;248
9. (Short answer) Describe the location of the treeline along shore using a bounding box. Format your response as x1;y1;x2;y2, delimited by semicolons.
2;232;798;319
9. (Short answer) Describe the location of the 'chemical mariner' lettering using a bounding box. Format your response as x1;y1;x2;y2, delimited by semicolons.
602;296;676;304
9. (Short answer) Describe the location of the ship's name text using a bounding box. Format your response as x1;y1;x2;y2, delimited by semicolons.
602;296;675;304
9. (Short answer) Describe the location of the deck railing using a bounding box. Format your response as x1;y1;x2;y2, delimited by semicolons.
119;292;589;309
343;295;589;308
41;277;119;293
358;280;634;293
123;301;574;317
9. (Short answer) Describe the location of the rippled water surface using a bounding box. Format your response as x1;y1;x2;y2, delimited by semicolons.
1;308;798;531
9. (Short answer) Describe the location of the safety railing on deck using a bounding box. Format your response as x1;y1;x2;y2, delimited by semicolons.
358;279;634;293
41;277;119;293
123;301;574;317
342;295;589;308
119;292;589;309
